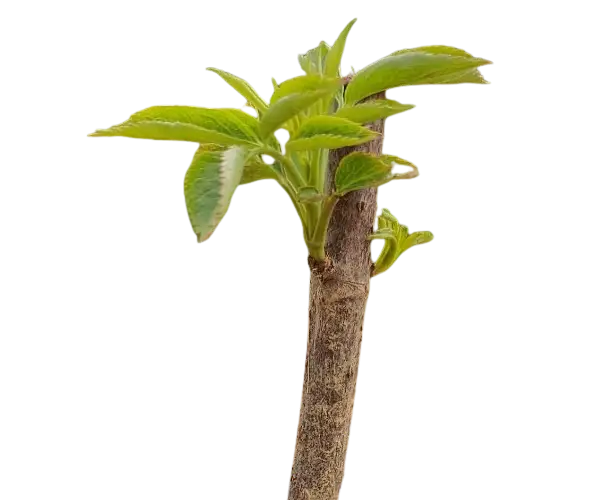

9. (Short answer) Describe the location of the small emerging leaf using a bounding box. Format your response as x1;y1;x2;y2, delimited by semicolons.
271;78;279;90
299;42;330;75
184;146;246;242
286;116;378;152
377;206;402;232
404;231;434;248
207;68;268;115
324;19;357;77
381;153;419;168
334;152;391;194
367;227;395;241
335;99;414;123
89;106;261;146
381;155;419;179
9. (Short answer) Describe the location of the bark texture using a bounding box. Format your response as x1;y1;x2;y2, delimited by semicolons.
288;92;386;500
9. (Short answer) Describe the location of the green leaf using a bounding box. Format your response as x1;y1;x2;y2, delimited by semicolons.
381;153;419;169
324;18;357;77
89;106;261;146
271;78;279;90
297;186;327;203
381;155;419;179
299;42;330;75
259;76;341;138
398;231;435;257
334;152;391;194
207;68;268;115
269;75;340;104
184;146;246;242
376;206;402;233
334;99;414;123
345;52;492;105
286;116;378;152
383;43;473;57
240;156;280;185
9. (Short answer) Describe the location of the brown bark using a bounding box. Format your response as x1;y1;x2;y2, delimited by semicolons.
288;92;386;500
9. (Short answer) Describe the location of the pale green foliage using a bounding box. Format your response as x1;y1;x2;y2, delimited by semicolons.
334;99;414;123
286;116;379;151
260;76;341;137
299;42;330;75
270;75;340;103
240;156;280;185
89;106;261;145
324;19;356;77
336;153;394;194
345;52;491;104
369;209;434;276
89;19;490;266
184;146;246;242
207;68;268;115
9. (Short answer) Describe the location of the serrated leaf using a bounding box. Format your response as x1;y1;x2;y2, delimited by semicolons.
383;43;473;57
345;52;492;105
286;116;378;152
184;146;246;242
270;75;340;104
334;152;391;194
261;90;332;137
324;18;357;77
334;99;414;123
89;106;261;146
297;186;327;203
207;68;268;115
433;68;488;84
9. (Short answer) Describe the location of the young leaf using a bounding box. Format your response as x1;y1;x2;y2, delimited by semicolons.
286;116;378;152
334;99;414;123
259;76;341;138
207;68;268;115
334;152;391;194
377;206;402;233
89;106;261;146
345;52;492;105
367;227;396;242
270;75;340;104
383;43;473;57
381;153;419;169
271;78;279;90
398;231;435;257
298;42;330;75
184;146;246;242
324;18;357;77
378;153;421;187
240;156;280;185
297;186;327;203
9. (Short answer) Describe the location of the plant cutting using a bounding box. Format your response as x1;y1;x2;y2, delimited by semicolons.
89;18;491;500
